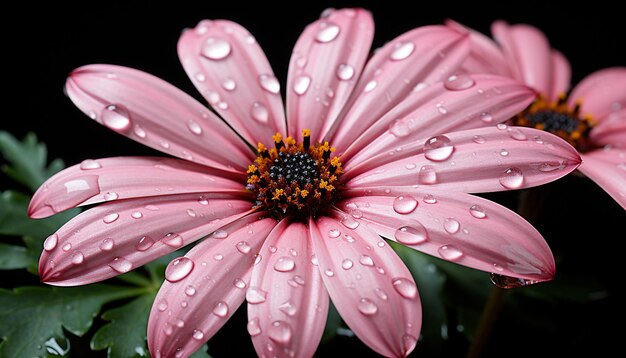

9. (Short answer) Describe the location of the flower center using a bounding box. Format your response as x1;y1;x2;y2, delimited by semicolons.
246;130;343;219
513;95;595;152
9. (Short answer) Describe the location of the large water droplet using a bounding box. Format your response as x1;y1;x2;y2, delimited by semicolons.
393;195;418;214
357;298;378;316
390;42;415;61
423;194;437;204
268;320;293;344
109;257;132;273
359;255;374;267
101;104;131;132
274;257;296;272
103;192;119;201
165;257;194;282
390;120;410;137
201;37;232;60
341;216;360;229
424;135;454;161
499;167;524;189
247;318;262;336
192;330;205;341
293;75;311;95
80;159;102;170
278;300;297;316
250;102;269;123
507;127;528;141
212;229;228;239
444;74;475;91
71;251;85;264
479;112;493;123
43;234;58;251
136;236;155;251
62;243;72;252
336;63;355;80
392;277;418;299
103;213;119;224
438;245;463;261
162;233;183;248
246;286;268;304
394;224;428;245
187;120;203;135
259;74;280;94
99;238;114;251
469;204;487;219
443;218;460;234
236;241;251;254
418;165;438;184
131;211;143;219
212;301;229;317
315;23;340;43
341;259;354;270
490;273;539;289
328;229;341;238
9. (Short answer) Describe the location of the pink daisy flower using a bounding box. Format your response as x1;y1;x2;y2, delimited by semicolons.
448;20;626;209
32;9;581;357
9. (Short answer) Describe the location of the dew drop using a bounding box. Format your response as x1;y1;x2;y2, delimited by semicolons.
103;213;119;224
80;159;101;170
394;224;428;245
364;80;377;93
186;209;197;217
213;253;224;261
375;288;388;300
165;257;194;282
250;102;269;123
315;22;340;43
423;194;437;204
43;234;58;251
341;216;360;229
198;196;210;205
359;255;374;267
99;238;114;251
392;277;418;299
104;192;119;201
328;229;341;238
131;211;143;219
493;263;504;272
341;259;354;270
393;195;418;214
500;149;509;156
247;318;262;336
221;77;237;91
497;123;508;130
62;243;72;252
336;63;355;80
71;251;84;264
469;204;487;219
212;229;228;239
357;298;378;316
443;218;460;234
195;73;206;82
268;320;293;344
136;236;155;251
186;120;203;135
233;278;246;289
490;273;539;289
212;301;229;317
444;74;475;91
499;167;524;189
403;334;418;353
109;257;132;273
418;165;438;184
185;285;196;296
424;135;454;161
438;245;463;261
157;299;168;312
246;286;268;304
278;300;297;316
472;135;486;144
324;268;335;277
162;233;183;248
236;241;251;254
101;104;131;132
201;37;232;60
537;161;565;172
507;127;528;141
259;74;280;94
390;42;415;61
390;120;410;137
479;112;494;123
192;330;204;341
293;75;311;95
274;257;296;272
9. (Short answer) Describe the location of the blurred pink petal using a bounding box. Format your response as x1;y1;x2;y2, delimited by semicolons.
248;220;329;358
148;213;276;358
39;193;252;286
29;157;245;218
346;126;581;193
177;20;287;146
66;65;252;172
287;8;373;141
343;75;536;164
568;67;626;121
310;215;421;357
329;26;469;152
338;191;555;282
590;108;626;147
579;148;626;210
548;51;571;101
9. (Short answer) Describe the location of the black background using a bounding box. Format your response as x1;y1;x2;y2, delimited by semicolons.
2;1;625;357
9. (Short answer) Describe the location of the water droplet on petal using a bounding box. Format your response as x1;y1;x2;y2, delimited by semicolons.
213;253;223;261
212;229;228;239
357;298;378;315
493;263;504;272
163;323;173;336
375;288;388;300
186;209;197;217
250;102;269;123
165;257;194;282
278;300;297;316
328;229;341;238
109;257;132;273
162;233;183;248
359;255;374;267
103;213;119;224
469;205;487;219
80;159;101;170
403;334;418;353
315;22;340;43
336;63;355;80
393;195;418;214
444;74;475;90
392;277;418;299
413;82;429;92
423;194;437;204
274;257;296;272
99;238;114;251
135;236;155;251
342;259;354;270
44;234;58;251
236;241;251;254
104;192;119;201
201;37;232;60
101;104;131;132
247;286;268;304
473;135;486;144
389;120;410;137
443;218;460;234
395;224;428;245
221;77;237;91
62;243;72;252
268;320;293;344
507;127;528;141
247;318;262;336
390;42;415;61
197;196;209;205
71;251;84;264
233;278;246;289
418;165;438;184
192;330;205;341
424;135;454;161
259;74;280;94
195;73;206;82
324;268;335;277
490;273;539;289
293;75;311;95
480;112;493;123
185;285;196;296
187;120;203;135
499;167;524;189
497;123;508;130
438;245;463;261
364;80;377;93
212;301;229;317
157;299;168;311
341;216;360;229
131;211;143;219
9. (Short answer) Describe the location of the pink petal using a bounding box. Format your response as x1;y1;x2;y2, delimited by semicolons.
345;126;580;193
568;67;626;121
579;148;626;210
343;74;536;164
147;213;276;358
39;193;252;286
445;19;512;77
310;215;421;357
66;65;252;172
328;26;470;152
337;191;555;282
286;8;373;141
548;50;571;101
590;108;626;147
178;20;286;146
29;157;245;219
248;220;329;358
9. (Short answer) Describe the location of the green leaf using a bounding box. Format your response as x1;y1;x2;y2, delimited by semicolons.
0;285;144;358
0;131;64;191
0;242;35;270
91;293;155;358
